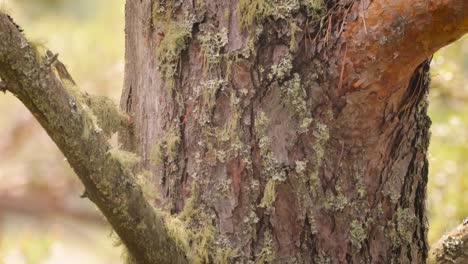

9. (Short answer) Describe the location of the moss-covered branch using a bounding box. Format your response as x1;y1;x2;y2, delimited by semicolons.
0;13;187;264
429;219;468;264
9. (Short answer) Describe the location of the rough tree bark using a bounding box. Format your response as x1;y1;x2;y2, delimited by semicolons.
0;0;467;263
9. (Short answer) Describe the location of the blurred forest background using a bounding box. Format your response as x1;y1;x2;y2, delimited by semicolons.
0;0;466;263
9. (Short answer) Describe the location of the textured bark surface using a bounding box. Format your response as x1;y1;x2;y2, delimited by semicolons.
120;0;465;263
1;0;467;263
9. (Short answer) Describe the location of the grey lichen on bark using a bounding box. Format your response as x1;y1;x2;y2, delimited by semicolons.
0;13;187;264
429;219;468;264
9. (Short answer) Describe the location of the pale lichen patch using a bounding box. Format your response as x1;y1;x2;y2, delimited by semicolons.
198;27;229;69
281;73;313;132
396;207;416;244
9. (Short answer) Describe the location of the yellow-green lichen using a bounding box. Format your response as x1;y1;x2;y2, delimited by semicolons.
150;125;181;166
254;231;276;264
164;214;191;254
135;171;160;201
191;222;216;264
239;0;300;29
88;96;127;137
30;40;47;64
255;112;287;182
197;79;227;126
220;91;243;145
108;148;140;169
156;22;192;91
268;53;293;81
302;0;325;17
289;21;302;52
239;0;325;29
162;187;235;264
309;121;329;191
281;73;313;132
258;179;276;210
350;220;367;250
324;189;348;212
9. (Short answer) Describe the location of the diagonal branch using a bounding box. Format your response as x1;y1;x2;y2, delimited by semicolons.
429;219;468;264
342;0;467;91
0;13;187;264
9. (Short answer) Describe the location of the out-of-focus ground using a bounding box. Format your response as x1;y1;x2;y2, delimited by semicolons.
0;0;466;263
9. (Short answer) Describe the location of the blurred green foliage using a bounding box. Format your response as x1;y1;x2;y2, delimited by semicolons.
428;35;468;243
0;0;466;262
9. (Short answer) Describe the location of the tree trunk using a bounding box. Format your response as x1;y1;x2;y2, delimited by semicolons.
1;0;466;263
119;0;436;263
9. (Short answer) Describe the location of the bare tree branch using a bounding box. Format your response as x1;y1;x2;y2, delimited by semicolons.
343;0;467;90
0;13;187;264
429;219;468;264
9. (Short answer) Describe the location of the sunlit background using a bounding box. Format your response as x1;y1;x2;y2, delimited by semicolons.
0;0;466;263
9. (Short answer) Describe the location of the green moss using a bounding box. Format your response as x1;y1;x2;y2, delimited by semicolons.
88;96;127;137
150;142;164;166
238;0;300;29
214;247;236;264
238;0;325;29
165;126;181;159
350;220;366;250
150;126;181;166
191;223;216;264
108;148;140;169
156;22;192;91
258;179;276;210
161;184;235;264
135;171;160;201
164;214;191;255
